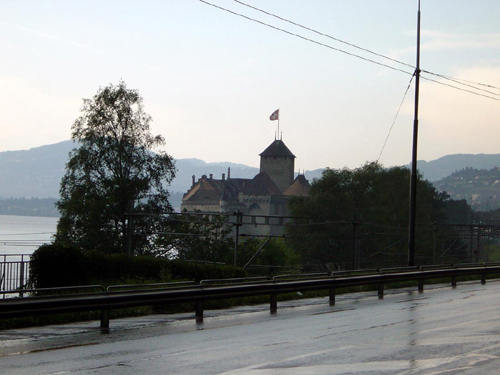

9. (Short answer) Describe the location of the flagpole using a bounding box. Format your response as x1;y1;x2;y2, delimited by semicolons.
270;109;280;138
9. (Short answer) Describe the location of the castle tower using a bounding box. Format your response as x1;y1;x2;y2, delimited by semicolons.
259;139;296;193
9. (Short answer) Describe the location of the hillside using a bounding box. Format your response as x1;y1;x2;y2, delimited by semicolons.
0;141;75;199
434;167;500;211
1;141;499;214
412;154;500;182
0;141;264;212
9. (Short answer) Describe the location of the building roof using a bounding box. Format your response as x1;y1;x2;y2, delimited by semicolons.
243;172;283;196
259;139;296;158
181;177;226;203
182;171;286;206
221;178;248;201
284;174;310;197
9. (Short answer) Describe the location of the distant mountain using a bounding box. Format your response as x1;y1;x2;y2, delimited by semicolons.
173;158;259;194
0;141;75;199
411;154;500;182
1;141;499;213
0;141;262;211
434;167;500;211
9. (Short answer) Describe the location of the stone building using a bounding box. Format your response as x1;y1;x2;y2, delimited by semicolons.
181;138;310;236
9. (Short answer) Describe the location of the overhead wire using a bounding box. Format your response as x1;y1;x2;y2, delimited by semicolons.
233;0;500;98
231;0;500;99
198;0;414;77
200;0;500;101
421;75;499;101
232;0;415;70
421;71;500;100
423;70;500;92
199;0;499;165
377;75;415;163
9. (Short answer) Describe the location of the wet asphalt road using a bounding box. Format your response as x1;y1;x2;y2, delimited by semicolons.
2;281;500;374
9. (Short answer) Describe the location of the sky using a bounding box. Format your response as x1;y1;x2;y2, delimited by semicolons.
1;0;499;172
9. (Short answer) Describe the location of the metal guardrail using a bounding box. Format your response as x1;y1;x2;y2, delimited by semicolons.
107;281;197;292
273;273;329;281
1;264;500;331
200;277;271;285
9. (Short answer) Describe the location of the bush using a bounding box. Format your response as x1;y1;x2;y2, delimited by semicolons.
29;246;247;289
84;251;168;284
167;260;246;282
29;244;88;288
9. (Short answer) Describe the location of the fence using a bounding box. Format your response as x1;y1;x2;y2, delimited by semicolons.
2;264;500;330
0;254;30;298
166;212;500;269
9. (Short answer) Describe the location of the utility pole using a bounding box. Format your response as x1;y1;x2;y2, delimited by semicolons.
233;211;243;266
408;0;421;267
126;200;135;256
352;209;361;270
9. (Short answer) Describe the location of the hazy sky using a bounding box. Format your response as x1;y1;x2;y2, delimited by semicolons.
1;0;499;171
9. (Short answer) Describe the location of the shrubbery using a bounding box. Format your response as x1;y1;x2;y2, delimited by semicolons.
30;244;88;288
29;244;246;288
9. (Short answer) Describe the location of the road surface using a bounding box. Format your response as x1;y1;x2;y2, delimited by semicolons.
1;281;500;374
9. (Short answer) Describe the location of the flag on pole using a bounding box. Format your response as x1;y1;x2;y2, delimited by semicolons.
269;109;279;121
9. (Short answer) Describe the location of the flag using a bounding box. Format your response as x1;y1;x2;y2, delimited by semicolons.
269;109;279;121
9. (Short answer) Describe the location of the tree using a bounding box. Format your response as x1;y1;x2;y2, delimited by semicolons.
238;238;300;275
287;162;465;270
55;81;176;254
157;212;234;263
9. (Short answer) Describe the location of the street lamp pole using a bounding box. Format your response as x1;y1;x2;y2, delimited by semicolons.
408;0;421;267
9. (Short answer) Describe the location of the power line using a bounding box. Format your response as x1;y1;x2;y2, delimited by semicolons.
200;0;500;101
377;76;415;163
233;0;500;98
423;70;500;92
421;75;499;101
198;0;414;76
232;0;415;70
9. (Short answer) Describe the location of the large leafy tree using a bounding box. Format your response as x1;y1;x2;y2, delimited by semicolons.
55;81;176;254
287;162;467;270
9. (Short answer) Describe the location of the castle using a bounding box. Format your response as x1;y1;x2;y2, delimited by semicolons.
181;138;310;236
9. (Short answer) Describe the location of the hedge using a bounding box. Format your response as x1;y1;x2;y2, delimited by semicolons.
29;244;246;289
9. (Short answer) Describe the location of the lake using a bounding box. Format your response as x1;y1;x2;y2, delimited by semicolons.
0;215;58;257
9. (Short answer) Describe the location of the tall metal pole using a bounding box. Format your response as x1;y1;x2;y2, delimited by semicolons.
408;0;421;266
234;211;242;266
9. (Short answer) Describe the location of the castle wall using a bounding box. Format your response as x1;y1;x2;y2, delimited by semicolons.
259;155;295;193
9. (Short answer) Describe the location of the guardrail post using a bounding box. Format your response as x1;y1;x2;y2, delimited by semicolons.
418;279;424;293
195;300;204;319
329;288;335;306
100;310;110;331
378;283;384;299
270;293;277;313
481;272;486;285
19;262;25;298
451;276;457;288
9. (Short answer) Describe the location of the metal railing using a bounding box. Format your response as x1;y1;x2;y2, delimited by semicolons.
0;254;30;298
1;264;500;331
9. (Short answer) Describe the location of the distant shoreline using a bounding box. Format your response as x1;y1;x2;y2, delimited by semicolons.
0;213;59;218
0;197;59;218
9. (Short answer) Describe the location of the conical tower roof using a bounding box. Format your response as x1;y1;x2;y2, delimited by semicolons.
284;175;310;197
259;139;296;158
